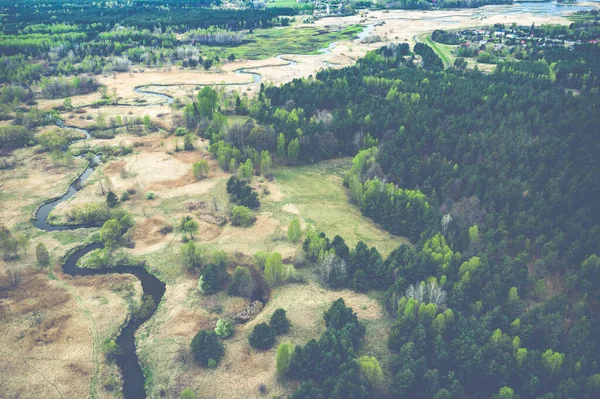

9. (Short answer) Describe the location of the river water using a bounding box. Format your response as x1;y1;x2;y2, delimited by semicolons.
33;124;166;399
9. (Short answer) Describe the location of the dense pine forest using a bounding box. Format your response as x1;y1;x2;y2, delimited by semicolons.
237;42;600;398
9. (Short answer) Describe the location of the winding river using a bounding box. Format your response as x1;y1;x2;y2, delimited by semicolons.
132;53;301;99
34;124;166;399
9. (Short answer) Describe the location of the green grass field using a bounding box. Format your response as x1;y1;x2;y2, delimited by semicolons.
422;33;454;68
264;0;304;7
205;25;363;60
272;158;408;256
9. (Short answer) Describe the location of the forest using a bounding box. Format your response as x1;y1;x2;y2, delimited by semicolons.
226;41;600;398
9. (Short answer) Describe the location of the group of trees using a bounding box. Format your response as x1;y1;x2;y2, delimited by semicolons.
249;308;290;350
226;176;260;227
279;298;372;399
381;0;511;10
226;177;260;209
303;230;390;292
0;224;30;262
414;42;444;70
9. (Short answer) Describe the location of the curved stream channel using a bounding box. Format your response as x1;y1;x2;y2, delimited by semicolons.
132;54;297;100
34;124;166;399
36;53;299;399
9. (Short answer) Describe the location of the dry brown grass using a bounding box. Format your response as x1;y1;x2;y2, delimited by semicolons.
0;146;88;229
0;267;141;399
138;280;385;399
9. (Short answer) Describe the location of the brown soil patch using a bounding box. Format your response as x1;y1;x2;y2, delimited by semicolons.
105;160;127;175
130;216;173;251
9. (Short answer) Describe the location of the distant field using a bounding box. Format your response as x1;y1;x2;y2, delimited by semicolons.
265;0;305;7
204;24;363;60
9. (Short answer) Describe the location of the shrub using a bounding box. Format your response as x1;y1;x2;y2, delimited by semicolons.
287;217;302;243
64;203;110;224
231;205;255;227
214;318;234;339
106;191;118;208
276;342;294;378
145;192;156;200
120;191;130;202
190;330;224;367
35;243;50;266
174;127;187;136
270;308;290;336
192;159;210;180
134;294;155;321
184;134;195;150
228;266;254;298
0;125;34;148
101;338;122;362
358;355;383;385
249;322;275;350
226;177;260;209
179;387;197;399
180;241;207;270
198;263;220;294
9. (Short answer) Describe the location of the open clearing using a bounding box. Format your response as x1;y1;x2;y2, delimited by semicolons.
272;159;407;257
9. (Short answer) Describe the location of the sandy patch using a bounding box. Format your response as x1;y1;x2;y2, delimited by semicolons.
282;203;300;215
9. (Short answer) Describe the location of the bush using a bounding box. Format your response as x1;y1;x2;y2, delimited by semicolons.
190;330;224;367
249;322;275;350
287;217;302;243
65;203;110;224
358;355;383;385
276;342;294;378
101;338;122;362
270;308;290;336
231;205;255;227
175;127;187;136
214;318;234;339
226;176;260;209
106;191;118;208
192;159;210;180
180;241;207;270
145;192;156;200
120;191;130;202
198;263;221;294
228;266;254;298
0;125;34;148
184;134;195;150
36;243;50;266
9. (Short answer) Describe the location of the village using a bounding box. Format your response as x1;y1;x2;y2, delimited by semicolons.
432;20;600;64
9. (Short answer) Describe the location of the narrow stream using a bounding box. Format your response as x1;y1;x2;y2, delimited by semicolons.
33;123;166;399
